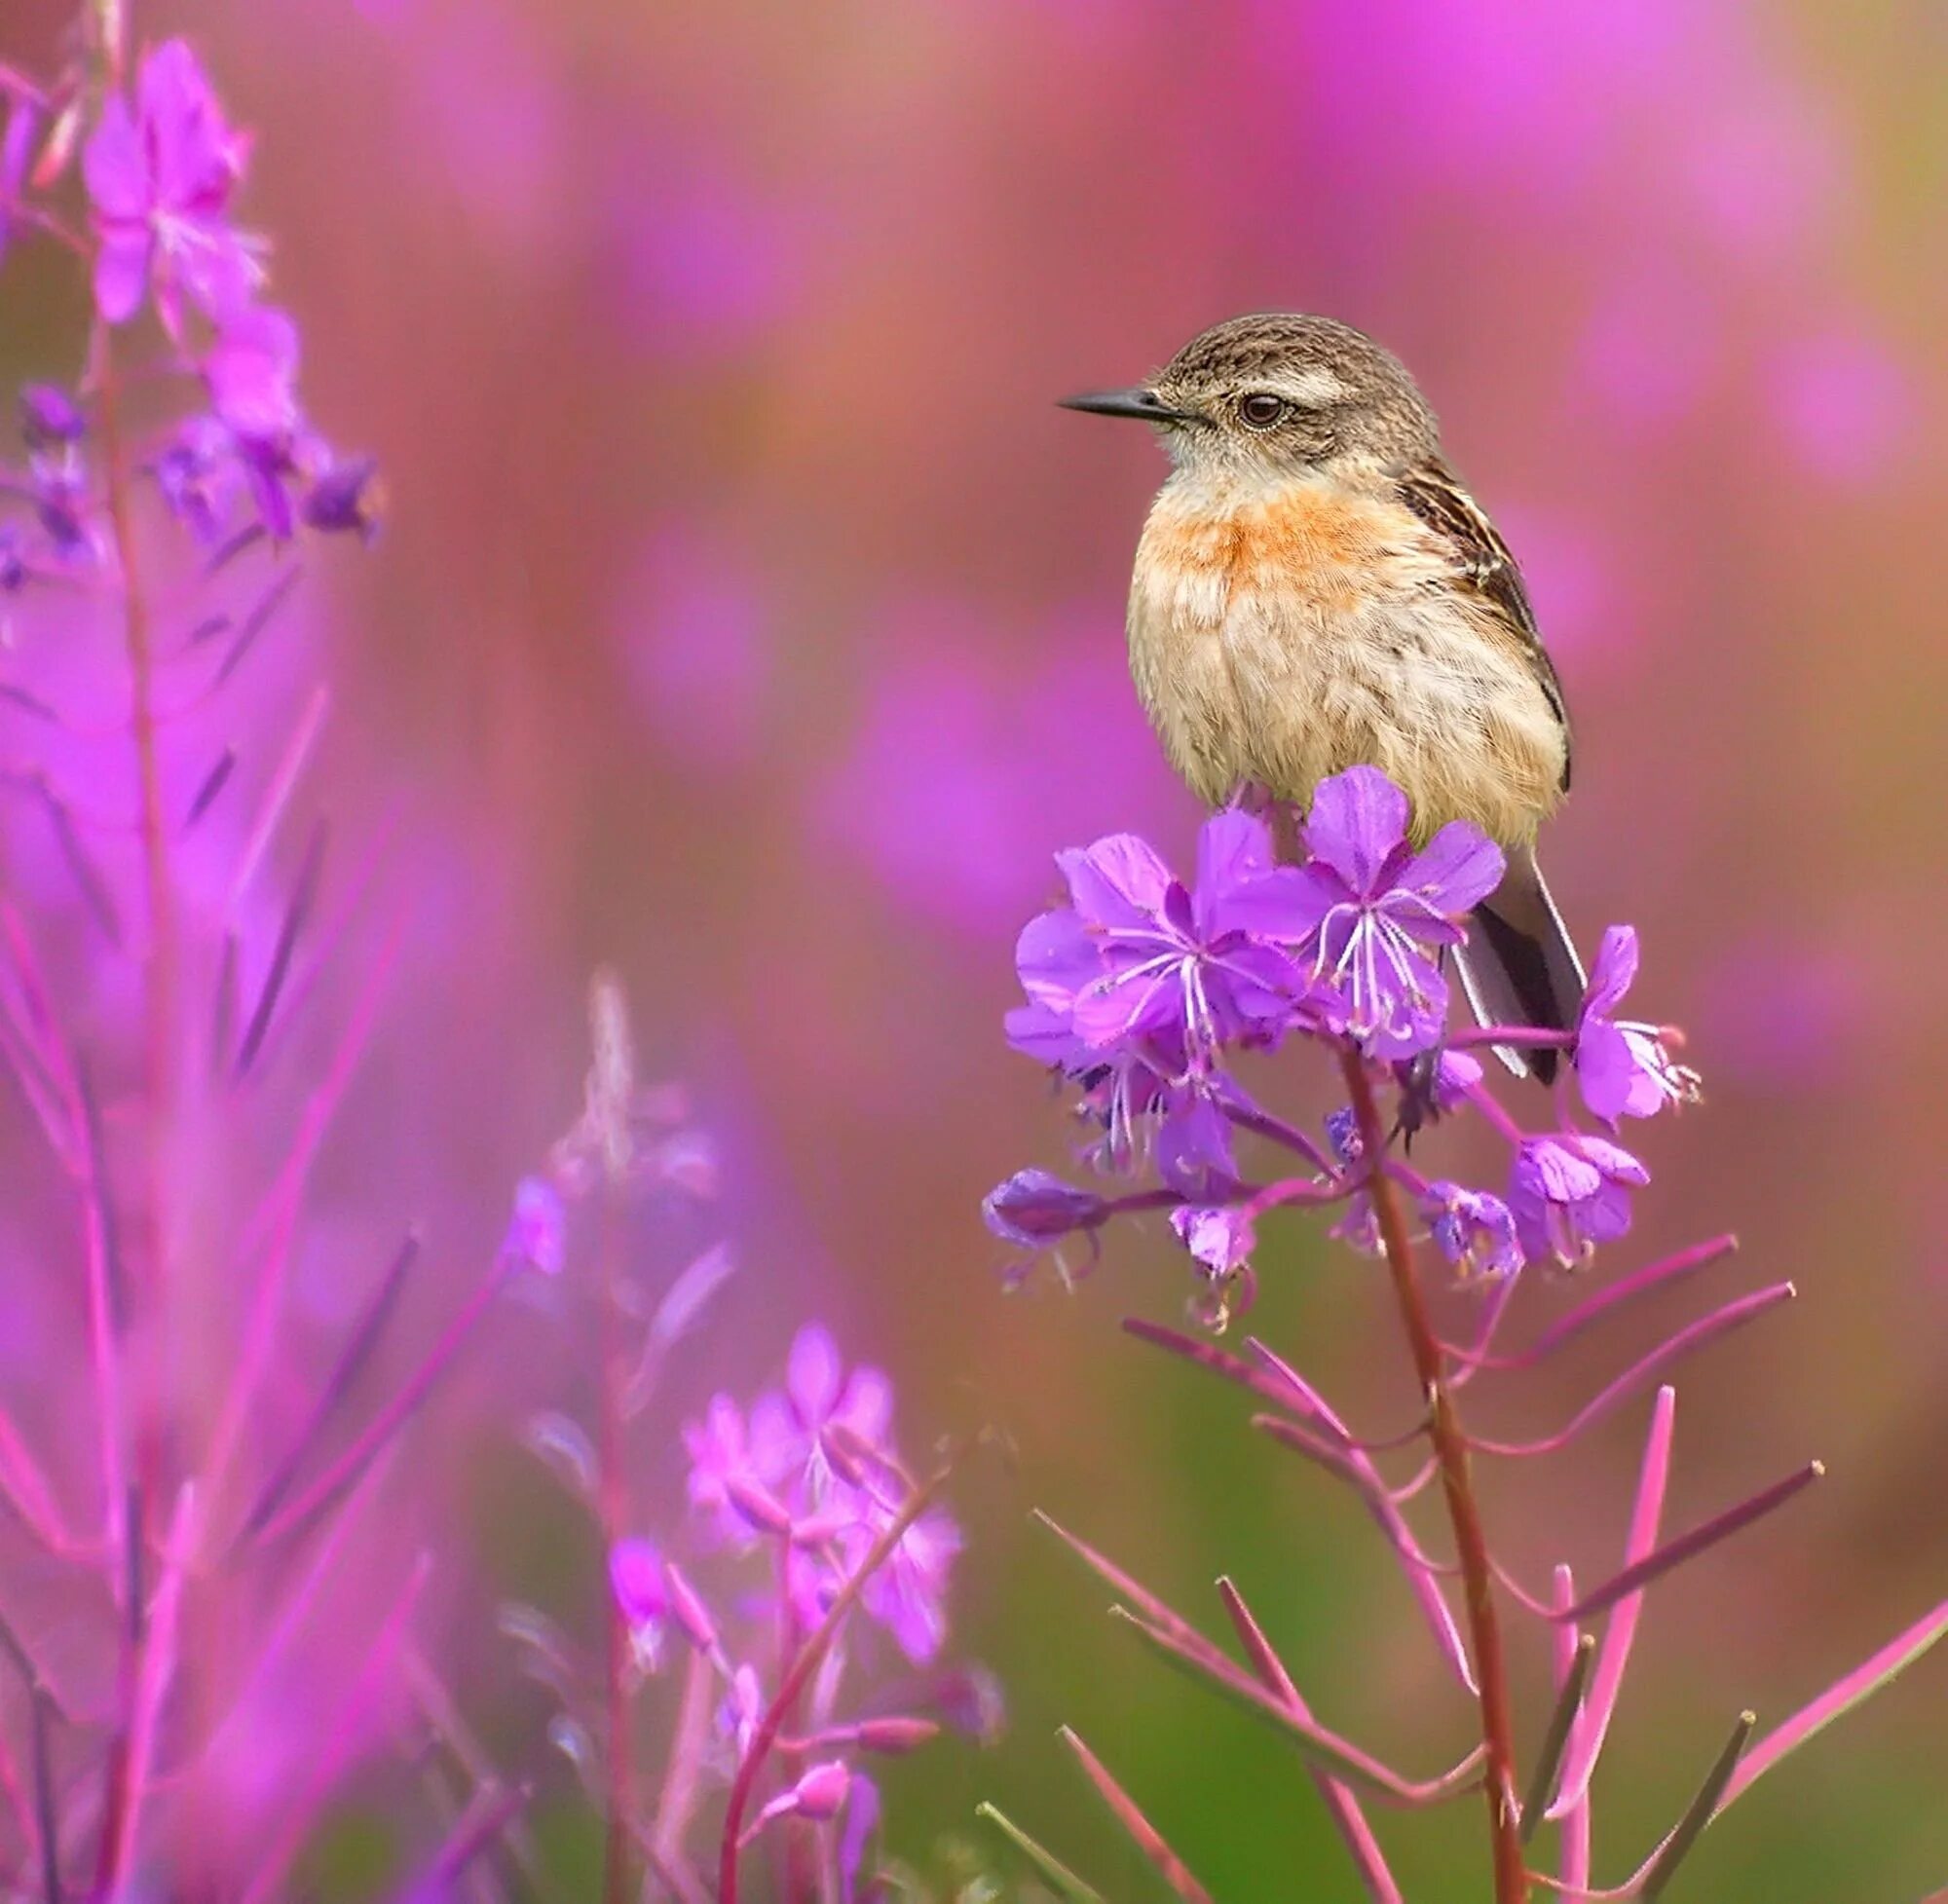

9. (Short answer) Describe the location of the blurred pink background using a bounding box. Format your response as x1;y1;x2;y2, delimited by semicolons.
8;0;1945;1891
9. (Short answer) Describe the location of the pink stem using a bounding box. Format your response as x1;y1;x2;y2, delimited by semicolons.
1555;1462;1822;1625
1217;1579;1402;1903
1471;1285;1793;1459
1553;1567;1592;1890
1444;1237;1740;1375
1547;1388;1674;1821
244;1251;512;1552
238;1556;431;1904
1060;1728;1214;1903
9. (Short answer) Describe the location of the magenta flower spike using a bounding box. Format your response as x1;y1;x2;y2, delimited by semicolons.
0;19;972;1900
989;769;1944;1901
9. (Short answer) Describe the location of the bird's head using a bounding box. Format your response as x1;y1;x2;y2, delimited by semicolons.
1060;313;1440;484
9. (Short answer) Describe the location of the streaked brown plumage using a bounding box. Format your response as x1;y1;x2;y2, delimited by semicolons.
1063;312;1582;1080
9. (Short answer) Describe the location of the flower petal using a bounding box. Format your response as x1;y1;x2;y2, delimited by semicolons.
1192;807;1275;925
1058;834;1173;930
788;1325;844;1423
93;229;153;325
1302;766;1408;892
1581;924;1639;1023
1014;906;1097;1012
1574;1021;1641;1124
1213;863;1327;943
1401;820;1506;916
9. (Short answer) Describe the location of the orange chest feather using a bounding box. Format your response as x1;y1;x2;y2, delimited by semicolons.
1136;485;1428;621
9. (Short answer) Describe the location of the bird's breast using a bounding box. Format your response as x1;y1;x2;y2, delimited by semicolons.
1125;479;1564;843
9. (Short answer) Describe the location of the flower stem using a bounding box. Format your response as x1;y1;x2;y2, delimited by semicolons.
1337;1047;1527;1904
597;1188;632;1904
89;310;176;1904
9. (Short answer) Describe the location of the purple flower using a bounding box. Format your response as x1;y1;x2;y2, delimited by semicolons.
854;1506;960;1663
1015;809;1317;1066
19;385;84;449
1288;767;1505;1060
609;1538;668;1626
150;417;244;542
609;1538;668;1667
506;1176;565;1275
1508;1134;1649;1267
1153;1089;1242;1201
682;1393;767;1545
984;1169;1112;1287
28;443;90;562
840;1773;881;1904
82;40;259;332
981;1168;1107;1251
303;454;385;541
1170;1202;1256;1277
1423;1181;1523;1280
1575;925;1702;1125
749;1325;894;1505
0;525;25;593
205;303;301;438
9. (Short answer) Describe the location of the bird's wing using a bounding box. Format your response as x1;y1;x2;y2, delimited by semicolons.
1394;457;1572;792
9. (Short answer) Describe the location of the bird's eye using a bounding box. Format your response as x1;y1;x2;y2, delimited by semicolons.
1239;392;1288;429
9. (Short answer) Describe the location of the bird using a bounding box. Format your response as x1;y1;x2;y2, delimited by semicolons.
1060;312;1582;1081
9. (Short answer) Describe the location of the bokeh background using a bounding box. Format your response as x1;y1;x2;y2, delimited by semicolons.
8;0;1948;1895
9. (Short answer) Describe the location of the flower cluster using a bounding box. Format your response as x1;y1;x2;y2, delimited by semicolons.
981;769;1946;1904
0;21;456;1902
989;765;1699;1310
504;985;983;1903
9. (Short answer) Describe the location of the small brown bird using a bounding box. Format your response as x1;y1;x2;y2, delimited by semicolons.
1062;312;1582;1080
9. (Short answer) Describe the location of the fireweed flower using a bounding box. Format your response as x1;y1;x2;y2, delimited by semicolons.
1016;809;1317;1066
989;769;1943;1901
1424;1180;1524;1280
983;1167;1109;1251
1289;765;1506;1059
1576;922;1703;1124
82;38;259;330
1508;1132;1650;1267
610;1538;670;1668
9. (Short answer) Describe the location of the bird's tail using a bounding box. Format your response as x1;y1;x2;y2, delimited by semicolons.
1452;845;1585;1085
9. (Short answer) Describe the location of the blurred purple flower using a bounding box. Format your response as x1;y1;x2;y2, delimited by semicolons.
1770;325;1910;489
610;159;799;355
19;384;84;449
750;1325;893;1503
840;1774;881;1904
853;1507;960;1664
1290;767;1504;1060
205;303;301;437
1423;1181;1523;1281
609;1538;669;1666
1508;1134;1648;1267
151;417;244;543
1575;925;1700;1125
820;624;1171;933
506;1176;566;1276
303;454;384;541
82;39;258;331
683;1393;766;1546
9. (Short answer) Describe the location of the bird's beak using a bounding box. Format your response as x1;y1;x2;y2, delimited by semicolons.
1057;387;1196;424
